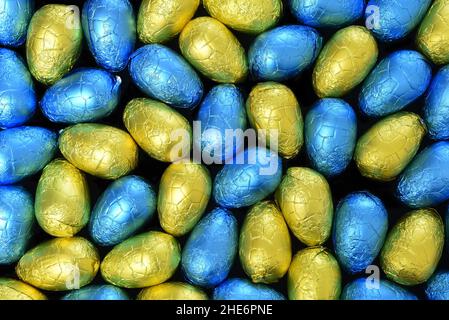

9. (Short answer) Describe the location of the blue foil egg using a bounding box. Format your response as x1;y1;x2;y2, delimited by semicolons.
0;48;36;129
62;285;129;300
82;0;136;72
195;84;246;163
248;25;322;82
397;141;449;208
424;65;449;140
425;271;449;300
305;98;357;177
341;278;417;300
213;278;285;300
333;192;388;274
0;0;34;47
0;186;34;264
359;50;432;117
289;0;365;28
41;68;121;124
0;126;58;185
90;175;156;246
129;44;203;109
182;208;238;287
213;147;283;208
365;0;432;42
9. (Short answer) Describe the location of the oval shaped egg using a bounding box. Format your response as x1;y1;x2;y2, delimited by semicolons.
246;82;303;159
101;231;180;288
313;26;378;98
380;209;444;286
179;17;248;83
0;126;58;185
35;159;90;237
305;98;357;177
82;0;136;72
0;278;46;300
341;278;417;300
62;285;128;300
0;186;34;264
158;161;211;236
26;4;82;85
0;0;34;46
213;278;285;300
425;271;449;300
138;282;207;300
354;112;426;181
182;208;237;287
59;123;138;180
90;175;156;246
239;201;291;284
137;0;199;44
16;237;100;291
275;167;333;246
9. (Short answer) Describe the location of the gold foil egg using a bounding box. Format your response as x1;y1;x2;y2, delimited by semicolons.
313;26;378;98
59;123;138;180
239;201;292;284
288;247;341;300
16;237;100;291
35;159;90;237
246;82;303;159
26;4;82;85
354;112;426;181
0;278;47;300
158;161;212;236
137;282;208;300
123;98;192;163
101;231;181;288
203;0;283;34
179;17;248;83
380;209;444;286
275;167;333;246
137;0;200;43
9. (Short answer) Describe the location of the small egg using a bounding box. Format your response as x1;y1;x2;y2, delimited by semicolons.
275;167;333;246
158;161;211;236
59;123;138;180
380;209;444;286
0;0;34;47
425;271;449;300
213;278;285;300
137;282;208;300
313;26;378;98
179;17;248;83
62;285;129;300
341;278;417;300
101;231;181;288
354;112;426;181
0;278;46;300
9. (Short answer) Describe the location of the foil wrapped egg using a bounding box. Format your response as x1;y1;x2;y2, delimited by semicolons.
90;175;156;246
59;123;138;180
82;0;136;72
359;50;432;117
0;0;34;47
354;112;426;181
239;201;291;284
138;282;207;300
213;278;285;300
62;285;129;300
305;98;357;177
101;231;181;288
26;4;82;85
275;167;333;246
0;278;46;300
179;17;248;83
158;161;211;236
381;209;444;286
313;26;378;98
425;271;449;300
0;126;58;185
181;208;238;287
341;278;417;300
16;237;100;291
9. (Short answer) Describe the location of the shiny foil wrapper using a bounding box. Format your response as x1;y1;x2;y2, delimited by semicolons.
425;271;449;300
213;278;285;300
342;278;417;300
62;285;129;300
137;282;207;300
0;0;34;47
0;278;47;300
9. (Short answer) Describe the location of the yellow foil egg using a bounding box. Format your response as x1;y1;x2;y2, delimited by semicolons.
59;123;138;180
417;0;449;65
246;82;303;159
137;282;208;300
158;161;212;236
313;26;378;98
16;237;100;291
26;4;82;85
203;0;283;34
101;231;181;288
239;201;292;284
380;209;444;286
275;167;333;246
35;159;90;237
354;112;426;181
288;247;341;300
123;98;192;163
0;278;47;300
179;17;248;83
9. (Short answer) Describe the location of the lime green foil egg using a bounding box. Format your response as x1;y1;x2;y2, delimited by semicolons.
0;278;47;300
137;282;207;300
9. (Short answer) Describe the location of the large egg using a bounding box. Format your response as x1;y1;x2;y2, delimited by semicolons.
0;278;46;300
425;271;449;300
0;0;34;47
213;278;285;300
62;285;128;300
341;278;417;300
137;282;207;300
